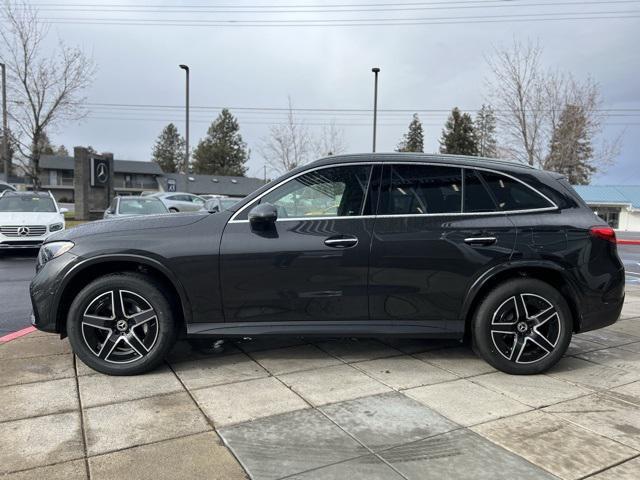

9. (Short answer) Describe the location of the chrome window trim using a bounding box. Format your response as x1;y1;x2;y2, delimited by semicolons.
228;161;558;224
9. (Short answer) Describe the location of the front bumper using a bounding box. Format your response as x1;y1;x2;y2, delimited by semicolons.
0;240;45;249
30;252;80;334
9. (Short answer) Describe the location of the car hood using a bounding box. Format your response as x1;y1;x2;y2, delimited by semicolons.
0;211;64;225
48;212;209;242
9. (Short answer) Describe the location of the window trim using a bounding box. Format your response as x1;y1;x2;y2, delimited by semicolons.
229;161;558;223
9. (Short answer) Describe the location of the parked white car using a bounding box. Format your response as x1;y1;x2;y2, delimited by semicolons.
0;191;67;250
148;192;206;212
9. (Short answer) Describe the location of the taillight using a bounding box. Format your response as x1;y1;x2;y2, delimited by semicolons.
589;226;616;243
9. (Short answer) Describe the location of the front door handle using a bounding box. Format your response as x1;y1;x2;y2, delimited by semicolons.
325;235;359;248
464;236;497;246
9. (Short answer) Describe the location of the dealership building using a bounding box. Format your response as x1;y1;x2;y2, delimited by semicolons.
573;185;640;231
37;154;265;202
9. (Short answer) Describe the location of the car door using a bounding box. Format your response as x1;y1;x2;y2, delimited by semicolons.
369;163;517;333
219;163;375;323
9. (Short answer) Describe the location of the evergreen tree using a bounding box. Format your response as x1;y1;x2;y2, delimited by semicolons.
192;109;248;176
474;105;498;157
151;123;185;173
544;104;594;185
439;108;478;156
396;113;424;152
55;145;69;157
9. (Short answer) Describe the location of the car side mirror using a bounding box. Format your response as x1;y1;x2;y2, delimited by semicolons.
59;207;69;214
248;203;278;227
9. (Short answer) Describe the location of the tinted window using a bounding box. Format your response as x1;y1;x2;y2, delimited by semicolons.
463;169;497;213
243;165;371;219
480;172;554;211
380;164;462;215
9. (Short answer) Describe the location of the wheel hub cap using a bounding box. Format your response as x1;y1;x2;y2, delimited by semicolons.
81;289;159;364
490;293;561;364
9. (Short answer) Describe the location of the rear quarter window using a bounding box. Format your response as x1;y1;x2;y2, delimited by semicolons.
479;171;555;211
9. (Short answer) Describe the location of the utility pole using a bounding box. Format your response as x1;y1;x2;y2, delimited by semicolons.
1;63;8;181
371;67;380;153
179;64;190;174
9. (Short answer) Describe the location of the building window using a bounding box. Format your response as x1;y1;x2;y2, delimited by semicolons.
592;206;620;229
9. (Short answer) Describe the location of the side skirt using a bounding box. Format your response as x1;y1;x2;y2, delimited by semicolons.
187;320;463;338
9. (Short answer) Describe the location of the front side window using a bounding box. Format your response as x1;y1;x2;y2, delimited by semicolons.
480;171;554;211
239;165;372;220
379;164;462;215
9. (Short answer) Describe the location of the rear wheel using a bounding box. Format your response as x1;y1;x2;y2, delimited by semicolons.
67;273;177;375
472;278;572;375
169;207;179;213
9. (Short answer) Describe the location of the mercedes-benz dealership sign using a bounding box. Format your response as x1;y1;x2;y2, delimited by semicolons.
91;157;110;187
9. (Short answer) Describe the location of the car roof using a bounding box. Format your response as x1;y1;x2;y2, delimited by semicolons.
309;153;537;173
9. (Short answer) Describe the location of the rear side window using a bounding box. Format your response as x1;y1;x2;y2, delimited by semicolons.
463;169;497;213
380;164;462;215
479;171;554;211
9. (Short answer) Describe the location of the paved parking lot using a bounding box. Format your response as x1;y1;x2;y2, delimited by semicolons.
2;289;640;480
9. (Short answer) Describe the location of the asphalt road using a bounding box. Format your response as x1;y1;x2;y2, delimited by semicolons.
2;242;640;337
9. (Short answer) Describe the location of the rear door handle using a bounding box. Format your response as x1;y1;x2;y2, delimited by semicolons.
325;235;359;248
464;236;497;246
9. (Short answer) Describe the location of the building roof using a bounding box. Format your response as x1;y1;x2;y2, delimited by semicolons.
160;173;265;197
573;185;640;209
40;155;163;175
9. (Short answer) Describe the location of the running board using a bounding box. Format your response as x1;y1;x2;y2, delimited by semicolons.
187;320;463;338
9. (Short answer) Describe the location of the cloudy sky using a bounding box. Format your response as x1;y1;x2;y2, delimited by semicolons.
21;0;640;183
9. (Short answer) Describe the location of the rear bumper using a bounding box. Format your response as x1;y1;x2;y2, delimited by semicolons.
574;265;625;333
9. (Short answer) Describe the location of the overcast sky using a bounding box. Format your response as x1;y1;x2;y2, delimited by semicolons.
27;0;640;183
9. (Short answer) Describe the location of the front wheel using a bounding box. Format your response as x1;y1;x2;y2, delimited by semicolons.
472;278;572;375
67;273;177;375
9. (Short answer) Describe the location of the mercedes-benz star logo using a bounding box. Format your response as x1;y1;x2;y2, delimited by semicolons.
17;226;30;236
96;162;108;183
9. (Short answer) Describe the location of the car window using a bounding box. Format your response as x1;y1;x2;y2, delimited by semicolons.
0;196;56;213
463;169;497;213
379;164;462;215
479;171;554;211
108;199;117;213
191;196;205;204
239;165;372;220
118;198;168;215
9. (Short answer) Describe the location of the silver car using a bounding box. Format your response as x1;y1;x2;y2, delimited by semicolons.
204;197;239;213
103;196;169;219
148;192;206;213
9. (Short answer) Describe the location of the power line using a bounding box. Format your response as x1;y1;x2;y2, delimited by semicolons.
22;0;640;14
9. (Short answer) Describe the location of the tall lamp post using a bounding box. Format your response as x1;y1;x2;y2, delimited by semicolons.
371;67;380;153
179;64;190;175
1;63;8;181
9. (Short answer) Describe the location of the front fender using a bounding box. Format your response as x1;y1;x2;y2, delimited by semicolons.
53;253;193;329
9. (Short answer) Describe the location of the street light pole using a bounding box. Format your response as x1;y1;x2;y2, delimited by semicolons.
371;67;380;153
179;64;190;175
1;63;8;182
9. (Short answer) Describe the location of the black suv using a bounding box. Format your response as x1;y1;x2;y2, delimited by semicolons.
30;154;625;375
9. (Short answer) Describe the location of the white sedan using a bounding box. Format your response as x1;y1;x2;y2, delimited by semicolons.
0;191;67;250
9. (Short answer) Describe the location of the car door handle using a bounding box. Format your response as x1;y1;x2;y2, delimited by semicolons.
325;235;359;248
464;236;497;246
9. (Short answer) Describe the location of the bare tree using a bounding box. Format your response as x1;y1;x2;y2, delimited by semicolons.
313;119;347;157
260;97;313;174
486;39;620;178
0;0;95;189
486;39;546;166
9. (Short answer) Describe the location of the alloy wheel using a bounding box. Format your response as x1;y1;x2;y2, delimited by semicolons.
490;293;561;364
81;289;159;364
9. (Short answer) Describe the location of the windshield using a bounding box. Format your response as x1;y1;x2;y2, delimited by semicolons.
0;196;56;212
118;198;168;215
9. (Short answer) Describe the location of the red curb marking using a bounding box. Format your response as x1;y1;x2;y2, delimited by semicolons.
0;326;36;343
617;239;640;245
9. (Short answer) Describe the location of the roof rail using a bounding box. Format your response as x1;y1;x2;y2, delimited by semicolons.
435;154;537;170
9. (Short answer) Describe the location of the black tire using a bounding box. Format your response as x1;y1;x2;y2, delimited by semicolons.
472;278;572;375
169;207;179;213
67;272;177;375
